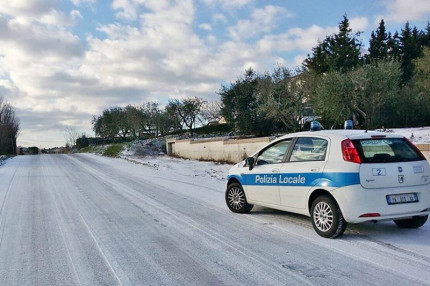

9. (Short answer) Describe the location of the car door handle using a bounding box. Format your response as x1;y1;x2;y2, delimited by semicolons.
271;169;280;173
310;168;320;172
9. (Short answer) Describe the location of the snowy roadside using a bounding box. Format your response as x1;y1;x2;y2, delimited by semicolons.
113;126;430;187
119;138;234;187
85;151;430;258
384;127;430;144
105;129;430;250
119;154;233;188
0;155;7;166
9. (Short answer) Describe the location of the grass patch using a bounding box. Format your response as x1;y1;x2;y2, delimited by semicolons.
103;144;123;157
78;145;108;154
79;146;95;153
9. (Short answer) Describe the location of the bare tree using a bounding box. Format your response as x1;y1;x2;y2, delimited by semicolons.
0;96;20;154
64;126;80;148
201;100;223;124
165;97;206;136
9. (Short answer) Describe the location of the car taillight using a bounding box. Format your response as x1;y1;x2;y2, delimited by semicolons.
341;139;361;164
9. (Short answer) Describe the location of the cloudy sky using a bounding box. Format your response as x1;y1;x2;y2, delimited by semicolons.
1;0;430;148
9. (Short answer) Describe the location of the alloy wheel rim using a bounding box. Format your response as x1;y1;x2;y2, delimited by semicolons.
228;187;245;210
313;202;334;232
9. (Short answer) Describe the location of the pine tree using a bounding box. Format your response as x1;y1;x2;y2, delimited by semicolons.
367;19;389;62
399;22;424;84
387;31;401;61
305;16;362;74
220;69;275;136
424;23;430;47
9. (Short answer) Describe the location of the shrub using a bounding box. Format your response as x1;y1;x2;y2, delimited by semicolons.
193;123;233;135
103;144;123;157
79;146;95;153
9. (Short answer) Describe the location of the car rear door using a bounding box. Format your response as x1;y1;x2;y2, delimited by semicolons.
353;137;430;203
279;137;329;209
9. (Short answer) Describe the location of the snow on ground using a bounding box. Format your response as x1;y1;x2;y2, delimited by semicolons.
111;128;430;250
120;154;233;183
115;127;430;186
111;153;430;267
110;150;430;261
0;155;7;166
1;132;429;283
382;127;430;144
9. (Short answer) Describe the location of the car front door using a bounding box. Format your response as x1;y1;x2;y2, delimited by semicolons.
279;137;329;209
244;139;293;206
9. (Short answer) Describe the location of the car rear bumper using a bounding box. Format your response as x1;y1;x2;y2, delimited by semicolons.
332;184;430;223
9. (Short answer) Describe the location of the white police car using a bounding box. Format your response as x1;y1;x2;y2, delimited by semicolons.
225;123;430;238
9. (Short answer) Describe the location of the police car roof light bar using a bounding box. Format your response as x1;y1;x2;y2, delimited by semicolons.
344;120;353;129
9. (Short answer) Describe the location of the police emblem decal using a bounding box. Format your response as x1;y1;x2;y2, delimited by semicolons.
398;175;404;184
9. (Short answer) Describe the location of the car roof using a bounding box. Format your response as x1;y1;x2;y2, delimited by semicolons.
276;129;404;141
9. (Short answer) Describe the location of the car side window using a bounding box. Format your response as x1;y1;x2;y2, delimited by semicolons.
256;139;292;165
290;137;328;162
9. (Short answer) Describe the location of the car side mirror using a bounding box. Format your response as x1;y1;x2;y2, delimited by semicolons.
246;157;255;171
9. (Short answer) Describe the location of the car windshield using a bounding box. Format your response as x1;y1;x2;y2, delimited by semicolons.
352;138;425;163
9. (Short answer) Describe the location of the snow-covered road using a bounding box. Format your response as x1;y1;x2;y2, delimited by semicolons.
0;154;429;285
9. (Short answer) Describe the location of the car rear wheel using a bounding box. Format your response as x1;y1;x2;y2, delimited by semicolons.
225;183;253;213
393;215;428;228
311;195;347;238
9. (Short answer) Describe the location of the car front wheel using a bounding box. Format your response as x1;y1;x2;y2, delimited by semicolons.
311;195;347;238
225;183;253;213
394;215;428;228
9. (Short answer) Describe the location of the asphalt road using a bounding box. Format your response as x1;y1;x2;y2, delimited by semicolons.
0;154;429;286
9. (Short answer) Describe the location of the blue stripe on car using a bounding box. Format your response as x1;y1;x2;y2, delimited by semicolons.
228;173;360;188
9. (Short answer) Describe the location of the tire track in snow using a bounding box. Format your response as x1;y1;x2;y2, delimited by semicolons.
71;154;430;285
67;154;318;286
0;165;18;250
42;157;83;286
43;155;124;286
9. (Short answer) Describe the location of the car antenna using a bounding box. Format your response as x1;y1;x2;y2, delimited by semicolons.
365;130;368;133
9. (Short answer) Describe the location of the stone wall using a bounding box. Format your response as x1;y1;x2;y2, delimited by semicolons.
166;138;430;164
166;137;271;163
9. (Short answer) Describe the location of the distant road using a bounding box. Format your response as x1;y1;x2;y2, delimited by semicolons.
0;154;429;285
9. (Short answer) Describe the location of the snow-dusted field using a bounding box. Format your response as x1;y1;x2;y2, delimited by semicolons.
385;127;430;144
0;153;429;285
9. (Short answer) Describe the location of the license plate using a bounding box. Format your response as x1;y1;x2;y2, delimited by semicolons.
386;193;419;205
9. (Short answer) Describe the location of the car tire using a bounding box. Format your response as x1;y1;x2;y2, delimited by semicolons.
225;183;253;213
393;215;428;228
311;195;347;238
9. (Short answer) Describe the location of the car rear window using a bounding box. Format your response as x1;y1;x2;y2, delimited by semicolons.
352;138;425;163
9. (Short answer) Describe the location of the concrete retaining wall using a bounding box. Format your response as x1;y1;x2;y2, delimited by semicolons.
418;144;430;161
166;138;430;164
166;137;271;163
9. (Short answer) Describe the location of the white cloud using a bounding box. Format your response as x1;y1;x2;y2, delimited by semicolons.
40;9;83;26
213;13;227;24
201;0;253;9
2;0;364;148
199;23;212;31
0;15;83;60
349;17;369;32
71;0;96;6
0;7;85;147
82;0;207;97
229;5;293;41
112;0;139;20
0;0;82;27
257;24;338;53
377;0;430;23
0;0;58;17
